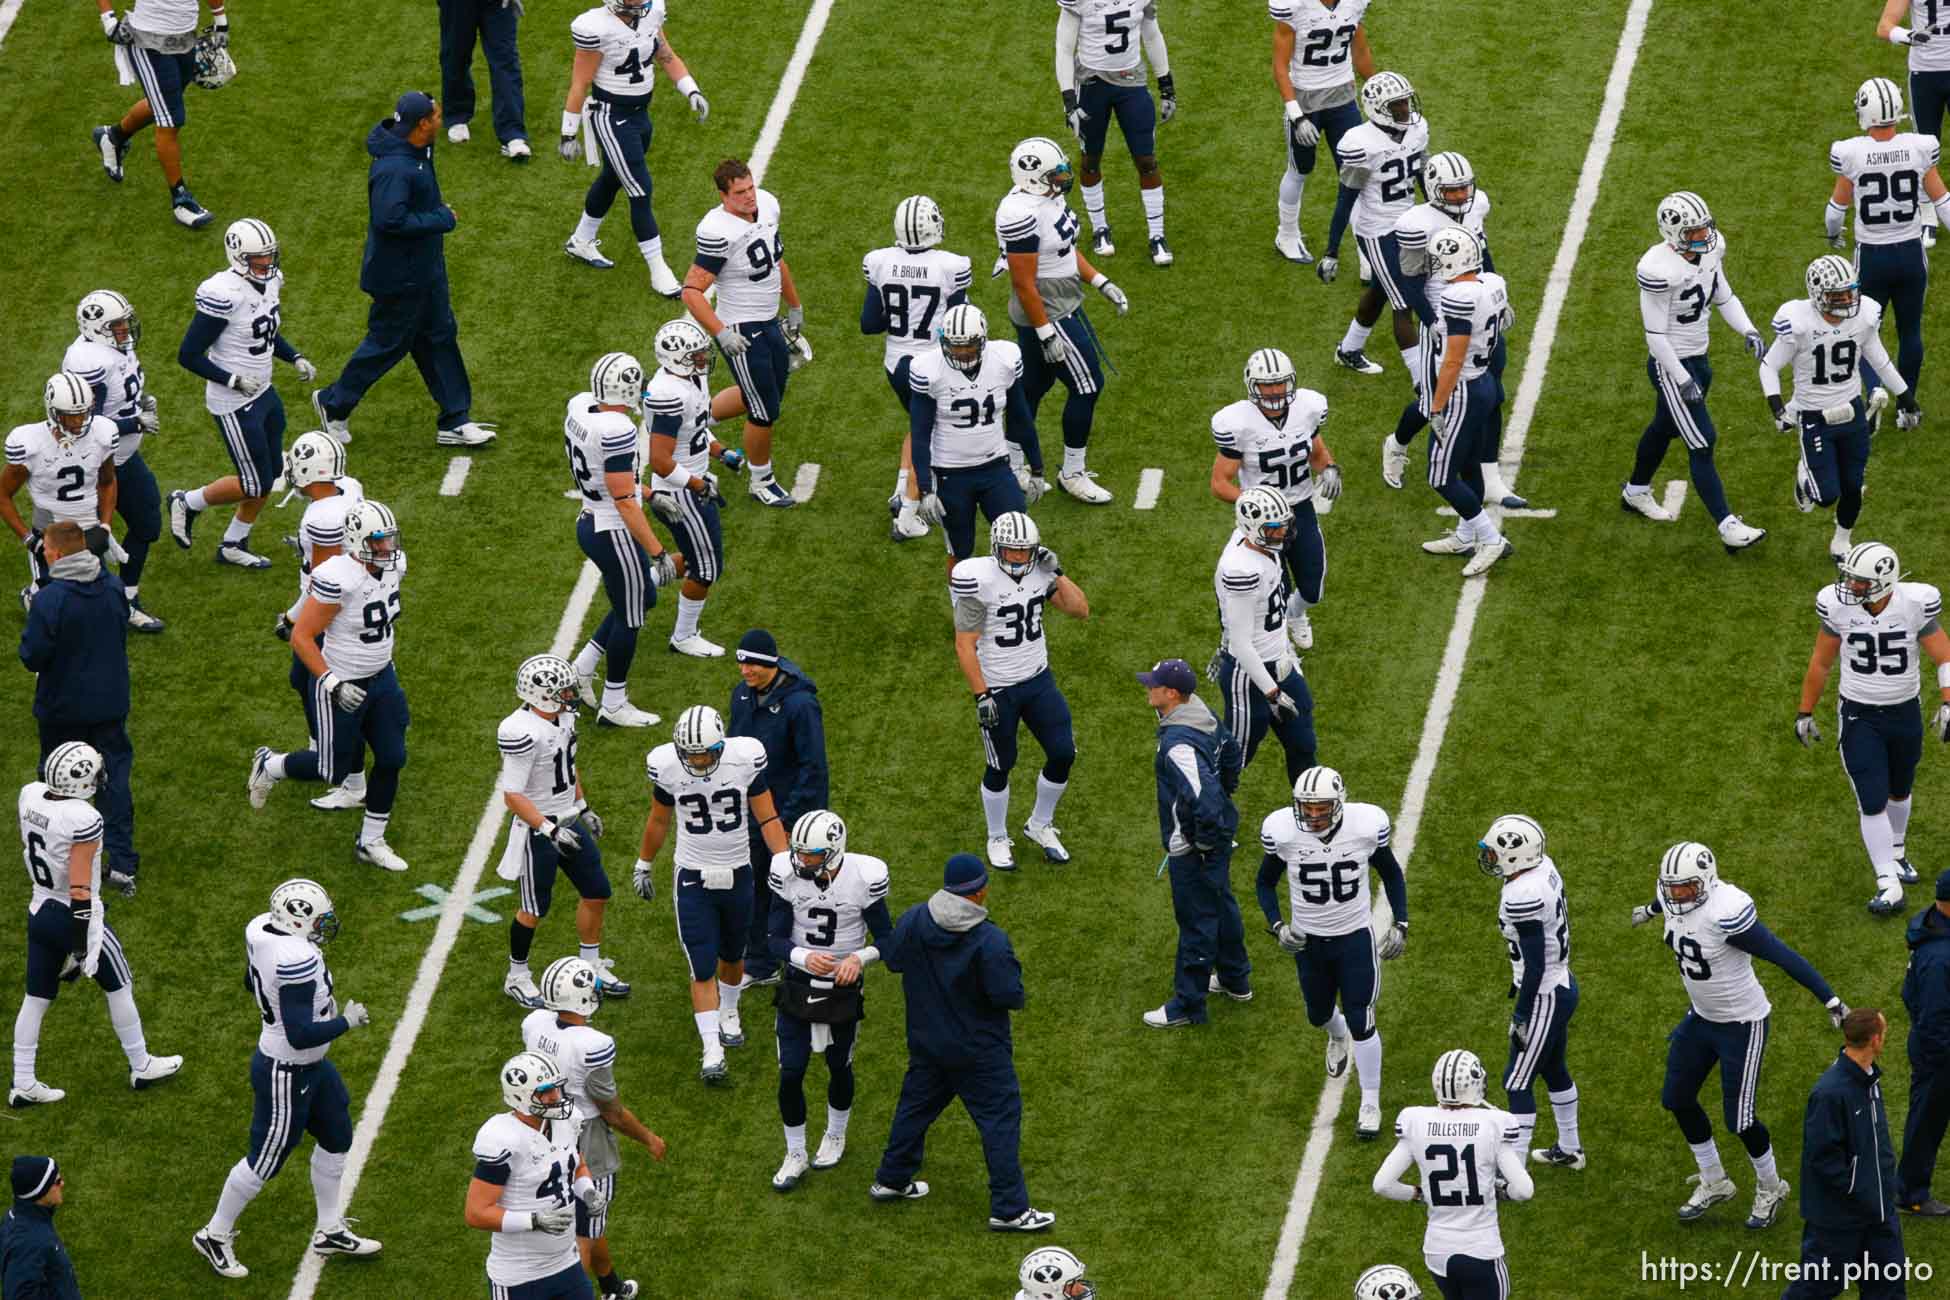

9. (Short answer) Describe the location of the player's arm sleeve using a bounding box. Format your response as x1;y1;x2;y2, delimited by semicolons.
691;231;730;277
176;311;233;385
370;166;456;236
1141;8;1170;76
471;1149;512;1186
278;980;349;1049
1371;840;1407;924
978;929;1027;1011
272;333;302;364
862;896;895;948
1326;182;1361;257
1511;920;1548;1024
1371;1139;1419;1200
1255;851;1285;927
768;887;798;965
1494;1141;1535;1202
949;260;972;307
1005;377;1044;474
785;695;829;813
1710;273;1758;338
1055;8;1079;93
1724;919;1837;1004
1861;326;1910;396
496;730;536;796
1759;323;1796;399
859;272;887;336
1636;286;1687;382
907;393;937;485
1220;585;1280;696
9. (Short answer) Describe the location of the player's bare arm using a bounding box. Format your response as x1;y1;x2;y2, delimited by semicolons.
0;465;29;541
1350;24;1376;78
291;596;337;678
954;626;989;697
778;260;802;312
1430;331;1469;414
1798;629;1842;715
1209;452;1243;503
636;796;672;865
1049;575;1089;620
681;266;725;334
1271;21;1297;104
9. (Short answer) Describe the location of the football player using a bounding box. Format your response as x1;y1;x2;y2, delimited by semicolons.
171;219;319;570
1255;766;1406;1140
1018;1246;1095;1300
1352;1264;1422;1300
64;290;164;631
1629;843;1849;1228
1826;77;1950;418
632;705;790;1083
10;743;181;1108
1760;255;1914;560
1318;73;1428;380
682;158;803;507
497;656;628;1009
89;0;226;227
765;811;894;1191
861;196;972;541
1477;815;1583;1171
646;321;747;658
1372;1050;1533;1300
1418;228;1514;577
951;512;1088;870
1;373;120;608
465;1051;599;1300
565;350;681;727
1880;0;1950;245
913;305;1046;575
1209;348;1339;651
247;500;413;873
1618;191;1768;550
1270;0;1375;264
1794;542;1950;915
997;136;1129;504
192;879;379;1280
522;958;668;1300
560;0;708;296
1214;486;1316;782
1056;0;1176;266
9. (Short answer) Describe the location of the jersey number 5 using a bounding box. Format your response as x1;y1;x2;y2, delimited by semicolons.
1296;858;1361;905
1846;630;1910;676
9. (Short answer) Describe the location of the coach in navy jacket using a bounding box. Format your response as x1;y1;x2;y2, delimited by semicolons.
0;1157;80;1300
1898;876;1950;1215
1787;1009;1907;1300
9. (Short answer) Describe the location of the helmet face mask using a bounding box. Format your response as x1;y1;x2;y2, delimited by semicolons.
1806;255;1860;320
675;705;728;776
1019;1247;1093;1300
1360;72;1421;131
224;219;280;284
43;372;92;445
1010;138;1074;198
1477;814;1545;878
1235;485;1294;549
345;501;402;572
1244;347;1298;422
606;0;649;22
1658;842;1717;915
1657;192;1717;255
1292;766;1346;835
939;303;989;376
1425;151;1476;218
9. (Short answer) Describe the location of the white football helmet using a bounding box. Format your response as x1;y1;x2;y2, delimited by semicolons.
1656;191;1716;255
1658;841;1718;915
500;1050;573;1119
790;809;848;883
1235;485;1293;548
590;351;645;407
939;303;988;375
654;318;714;378
990;510;1041;579
539;955;603;1017
1292;766;1346;835
1010;137;1074;198
282;431;347;492
1477;814;1546;878
604;0;650;21
76;290;140;353
1856;77;1906;131
1431;1048;1487;1107
674;704;728;775
1243;347;1297;420
1429;226;1483;281
894;195;946;251
267;878;340;945
1359;71;1421;129
516;653;581;713
1806;254;1860;319
43;371;92;443
343;499;402;571
42;742;104;800
191;29;237;89
224;218;280;283
1019;1246;1094;1300
1424;152;1475;218
1836;541;1902;606
1354;1264;1423;1300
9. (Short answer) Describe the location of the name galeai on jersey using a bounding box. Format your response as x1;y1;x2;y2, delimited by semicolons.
912;341;1023;471
294;478;365;607
1817;580;1943;707
1335;119;1430;240
1907;0;1950;69
1768;297;1890;412
1438;273;1509;377
1211;392;1329;506
1635;239;1728;362
193;268;284;416
18;783;102;914
472;1111;582;1286
1392;1104;1520;1261
644;370;714;493
3;419;117;528
1260;801;1391;937
498;707;581;820
768;851;892;963
130;0;200;35
564;392;642;532
1215;534;1289;664
647;736;769;870
1394;191;1493;302
1663;881;1769;1023
520;1010;616;1127
1832;132;1942;244
244;913;338;1065
1498;858;1572;994
1060;0;1155;82
61;336;146;465
1269;0;1371;94
996;188;1084;328
951;555;1061;689
309;552;405;679
862;246;973;368
570;2;666;100
694;189;784;325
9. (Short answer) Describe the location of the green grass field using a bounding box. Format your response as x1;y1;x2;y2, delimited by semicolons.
3;1;1948;1297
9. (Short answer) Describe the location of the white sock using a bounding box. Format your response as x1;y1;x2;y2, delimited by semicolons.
1061;445;1087;478
222;517;252;545
358;811;390;845
1324;1010;1349;1040
639;235;664;265
749;460;774;482
574;212;602;244
1833;525;1852;553
717;979;743;1019
508;956;530;978
12;995;49;1087
1339;319;1373;353
1281;170;1306;215
1623;482;1653;498
1689;1139;1726;1183
1352;1031;1382;1095
1471;515;1504;547
1029;774;1067;827
266;752;288;779
1888;796;1912;854
1512;1111;1538;1152
1142;186;1164;239
1081;181;1107;232
783;1123;807;1158
895;467;909;497
1860;811;1897;876
673;595;705;642
574;640;602;676
826;1104;850;1139
186;487;212;512
578;942;602;966
1481;464;1511;501
602;681;629;710
693;1008;720;1049
125;585;138;600
1549;1085;1581;1152
341;771;367;795
209;1160;266;1236
105;985;148;1070
1402;342;1423;384
980;782;1011;840
1751;1146;1779;1186
310;1147;346;1234
1278;201;1301;239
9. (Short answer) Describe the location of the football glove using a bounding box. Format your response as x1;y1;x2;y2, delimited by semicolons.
577;807;604;839
1677;379;1703;404
1062;89;1088;143
226;372;266;398
715;327;750;357
1285;100;1318;149
648;490;682;525
137;400;161;434
83;524;111;558
632;858;656;902
1935;700;1950;742
543;819;581;853
1901;28;1934;45
1097;280;1129;315
686;89;710;123
321;672;367;713
975;690;1000;729
533;1206;575;1236
1377;921;1408;961
1035;322;1065;364
1269;689;1300;722
1509;1016;1530;1047
785;304;805;338
650;551;679;588
274;613;294;643
1033;546;1062;577
104;533;129;566
1158;74;1177;124
1795;712;1822;747
695;471;725;506
1825;996;1849;1030
559;134;581;163
1023;475;1049;506
1315;464;1343;502
1898;391;1922;419
1773;410;1797;434
719;447;746;474
293;355;318;383
102;10;136;44
1827;230;1848;251
210;10;229;46
1315;256;1338;284
58;953;82;984
1631;903;1659;927
343;1000;370;1029
1743;331;1766;360
917;492;946;525
574;1176;607;1215
1273;922;1307;953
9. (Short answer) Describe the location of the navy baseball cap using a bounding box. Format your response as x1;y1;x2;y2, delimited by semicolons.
943;853;988;897
1136;658;1196;695
393;90;436;132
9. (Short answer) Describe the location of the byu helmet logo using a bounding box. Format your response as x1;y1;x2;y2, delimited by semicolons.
1031;1265;1063;1283
289;899;314;918
505;1064;529;1087
1021;153;1041;170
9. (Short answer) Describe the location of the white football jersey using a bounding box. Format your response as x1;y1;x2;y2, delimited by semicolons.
308;551;404;679
1260;801;1392;938
243;913;340;1066
1498;859;1572;996
1832;132;1942;244
1817;580;1944;707
950;556;1062;690
767;851;892;963
862;246;973;369
1392;1104;1520;1263
498;706;581;820
472;1111;582;1286
4;419;117;528
1269;0;1371;93
1435;273;1510;379
61;336;146;465
1214;533;1289;665
1663;881;1770;1023
1766;297;1893;412
18;783;103;915
1906;1;1950;70
1211;392;1329;507
293;479;365;607
647;736;769;871
694;190;784;326
564;392;642;533
521;1010;617;1129
569;3;666;100
912;341;1023;472
996;188;1085;328
192;268;284;417
1393;191;1493;305
1060;0;1155;79
1635;239;1731;362
643;369;714;494
1335;119;1430;240
129;0;200;35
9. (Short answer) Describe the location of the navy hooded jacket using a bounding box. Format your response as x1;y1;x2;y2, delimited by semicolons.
1152;693;1241;855
883;891;1024;1065
1904;904;1950;1066
727;656;828;831
1798;1048;1898;1229
359;120;455;295
19;552;129;725
0;1201;82;1300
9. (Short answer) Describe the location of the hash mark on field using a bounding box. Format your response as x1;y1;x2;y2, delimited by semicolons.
1661;478;1688;520
1132;467;1164;510
790;462;822;503
437;456;472;497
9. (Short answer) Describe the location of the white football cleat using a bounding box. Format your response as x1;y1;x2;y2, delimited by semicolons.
1717;515;1767;553
1274;230;1314;264
772;1150;810;1192
503;970;544;1009
986;835;1016;871
1421;531;1474;556
719;1006;746;1048
193;1229;249;1279
1325;1032;1351;1079
248;746;279;810
310;389;351;444
989;1207;1056;1233
310;782;366;812
1870;876;1907;917
669;634;726;658
1333;348;1385;376
447;123;471;144
215;541;272;569
1142;1005;1192;1029
598;701;661;728
1148;236;1173;267
1091;227;1115;257
93;124;127;182
311;1223;382;1257
565;237;616;270
355;838;409;873
699;1047;729;1085
575;667;599;709
1287;610;1313;651
8;1081;64;1108
1057;470;1114;504
1794;458;1819;513
1746;1178;1790;1230
499;138;531;161
127;602;166;633
647;256;682;299
812;1130;847;1170
1619;488;1673;522
1461;537;1514;577
1380;434;1409;489
891;511;929;542
130;1054;183;1090
1356;1098;1382;1140
869;1179;929;1201
436;422;497;447
1532;1144;1587;1170
1021;820;1070;864
1677;1172;1737;1221
1830;527;1853;564
750;476;797;508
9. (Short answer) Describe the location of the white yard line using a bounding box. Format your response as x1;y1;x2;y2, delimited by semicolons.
284;5;838;1293
1435;506;1558;520
1132;466;1164;510
790;461;822;503
1261;2;1657;1295
1661;478;1689;520
437;456;472;497
0;0;26;49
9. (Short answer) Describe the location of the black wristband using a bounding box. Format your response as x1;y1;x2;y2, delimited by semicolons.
1061;88;1078;113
